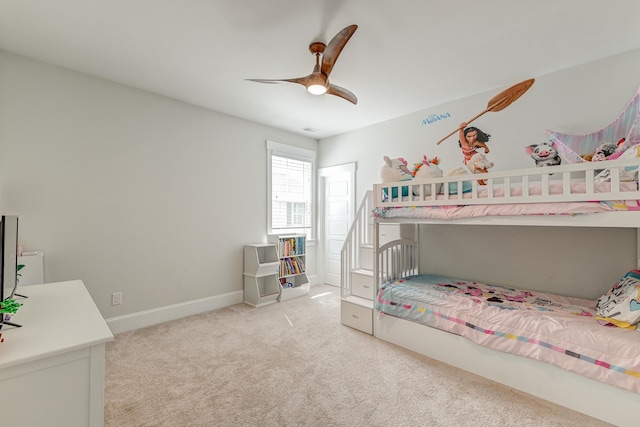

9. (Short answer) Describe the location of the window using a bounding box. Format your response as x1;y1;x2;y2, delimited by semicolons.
267;141;316;238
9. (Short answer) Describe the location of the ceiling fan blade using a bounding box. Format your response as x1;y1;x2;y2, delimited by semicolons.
246;77;310;86
326;84;357;104
321;24;357;76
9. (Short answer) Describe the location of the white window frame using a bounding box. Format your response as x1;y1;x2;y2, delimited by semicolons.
266;140;317;239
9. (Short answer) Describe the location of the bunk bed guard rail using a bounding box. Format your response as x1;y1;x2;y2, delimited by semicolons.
374;158;640;208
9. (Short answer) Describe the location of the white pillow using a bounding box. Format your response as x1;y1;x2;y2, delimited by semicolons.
596;270;640;329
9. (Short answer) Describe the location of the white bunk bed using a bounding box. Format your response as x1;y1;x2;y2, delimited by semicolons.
370;158;640;427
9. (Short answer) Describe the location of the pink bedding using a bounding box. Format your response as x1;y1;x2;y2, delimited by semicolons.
373;199;640;220
375;274;640;393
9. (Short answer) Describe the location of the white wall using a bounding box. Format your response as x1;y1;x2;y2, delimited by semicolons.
320;49;640;204
0;51;317;320
318;48;640;297
418;225;636;300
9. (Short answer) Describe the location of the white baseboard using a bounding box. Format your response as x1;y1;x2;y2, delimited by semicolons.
105;290;243;335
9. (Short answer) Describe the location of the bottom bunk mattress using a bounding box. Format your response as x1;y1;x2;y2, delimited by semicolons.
375;274;640;393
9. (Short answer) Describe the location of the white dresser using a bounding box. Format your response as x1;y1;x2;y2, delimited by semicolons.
0;280;114;427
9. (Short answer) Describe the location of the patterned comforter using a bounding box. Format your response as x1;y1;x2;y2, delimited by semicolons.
375;274;640;393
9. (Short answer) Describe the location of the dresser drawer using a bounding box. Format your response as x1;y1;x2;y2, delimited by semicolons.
341;300;373;335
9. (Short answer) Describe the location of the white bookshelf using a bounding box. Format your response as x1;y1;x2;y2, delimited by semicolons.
243;243;281;307
269;234;310;301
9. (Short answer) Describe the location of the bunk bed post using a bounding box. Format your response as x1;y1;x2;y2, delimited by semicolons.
373;219;379;293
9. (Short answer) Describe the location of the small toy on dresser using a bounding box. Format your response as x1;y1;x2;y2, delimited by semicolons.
525;141;562;167
0;298;23;341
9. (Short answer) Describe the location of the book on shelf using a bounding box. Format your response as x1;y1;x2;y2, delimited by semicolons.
278;236;305;256
277;256;306;276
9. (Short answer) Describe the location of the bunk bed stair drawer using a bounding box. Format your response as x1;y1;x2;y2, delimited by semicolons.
351;269;375;299
359;245;373;271
341;299;373;335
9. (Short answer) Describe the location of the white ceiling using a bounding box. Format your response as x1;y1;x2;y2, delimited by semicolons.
1;0;639;139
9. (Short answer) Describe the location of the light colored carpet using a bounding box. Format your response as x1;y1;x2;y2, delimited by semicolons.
105;284;611;426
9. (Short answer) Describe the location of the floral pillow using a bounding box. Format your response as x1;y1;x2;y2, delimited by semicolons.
595;270;640;329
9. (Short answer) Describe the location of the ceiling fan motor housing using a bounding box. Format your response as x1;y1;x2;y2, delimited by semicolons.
309;42;326;54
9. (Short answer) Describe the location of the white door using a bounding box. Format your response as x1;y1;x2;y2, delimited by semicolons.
320;163;355;287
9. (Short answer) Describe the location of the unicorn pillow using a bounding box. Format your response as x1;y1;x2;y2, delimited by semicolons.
380;156;413;199
380;156;414;182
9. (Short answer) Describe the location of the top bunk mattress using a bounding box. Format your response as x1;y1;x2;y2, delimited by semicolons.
373;199;640;221
375;274;640;393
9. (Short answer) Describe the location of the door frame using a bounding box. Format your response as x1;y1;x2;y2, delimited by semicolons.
318;162;356;286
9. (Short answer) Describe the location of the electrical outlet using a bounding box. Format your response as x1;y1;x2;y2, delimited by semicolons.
111;292;123;306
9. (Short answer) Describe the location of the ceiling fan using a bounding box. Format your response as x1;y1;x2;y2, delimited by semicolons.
246;24;358;104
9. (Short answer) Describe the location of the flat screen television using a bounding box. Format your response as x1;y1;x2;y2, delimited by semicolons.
0;215;19;302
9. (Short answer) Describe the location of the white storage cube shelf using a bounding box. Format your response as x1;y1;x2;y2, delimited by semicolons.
244;244;279;276
243;275;280;307
243;244;281;307
278;273;310;302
